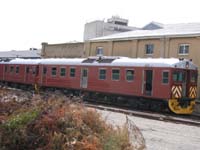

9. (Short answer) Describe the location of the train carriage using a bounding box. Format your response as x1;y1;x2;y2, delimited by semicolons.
0;57;198;114
0;59;41;88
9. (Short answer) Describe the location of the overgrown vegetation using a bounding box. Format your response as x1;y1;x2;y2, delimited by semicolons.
0;89;142;150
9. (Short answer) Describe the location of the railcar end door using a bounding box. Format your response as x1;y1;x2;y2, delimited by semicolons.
80;68;88;88
143;70;153;96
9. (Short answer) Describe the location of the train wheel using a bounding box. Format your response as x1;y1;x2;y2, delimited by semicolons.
168;99;195;114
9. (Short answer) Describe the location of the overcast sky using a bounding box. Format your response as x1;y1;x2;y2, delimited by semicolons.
0;0;199;51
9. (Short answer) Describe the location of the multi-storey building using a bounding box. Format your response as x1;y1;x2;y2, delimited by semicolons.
84;16;138;41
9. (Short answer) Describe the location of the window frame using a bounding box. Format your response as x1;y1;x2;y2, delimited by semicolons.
26;66;30;74
145;44;154;55
178;44;189;55
60;67;66;77
32;66;36;75
43;66;47;75
99;68;107;80
4;65;8;72
10;66;14;74
16;66;19;74
96;46;104;56
162;70;169;84
51;67;57;77
112;68;120;81
70;67;76;78
126;69;134;82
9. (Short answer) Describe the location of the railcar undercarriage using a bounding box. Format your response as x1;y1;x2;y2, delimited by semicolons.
0;81;196;115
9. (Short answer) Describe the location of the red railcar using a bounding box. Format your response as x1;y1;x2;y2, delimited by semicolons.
1;59;40;88
0;63;3;82
0;57;198;114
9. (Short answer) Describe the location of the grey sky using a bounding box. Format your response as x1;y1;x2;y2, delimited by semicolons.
0;0;199;51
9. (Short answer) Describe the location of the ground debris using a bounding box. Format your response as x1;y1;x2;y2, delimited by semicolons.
0;88;143;150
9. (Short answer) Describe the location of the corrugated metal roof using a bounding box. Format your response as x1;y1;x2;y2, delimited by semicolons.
90;22;200;41
0;49;41;58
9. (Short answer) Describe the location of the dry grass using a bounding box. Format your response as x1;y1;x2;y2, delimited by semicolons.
0;89;145;150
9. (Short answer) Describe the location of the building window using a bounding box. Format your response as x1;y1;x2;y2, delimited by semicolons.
70;68;76;77
51;67;57;76
99;69;106;80
16;66;19;74
145;44;154;55
179;44;189;55
126;70;134;81
162;71;169;84
60;67;66;77
112;69;120;80
96;47;103;56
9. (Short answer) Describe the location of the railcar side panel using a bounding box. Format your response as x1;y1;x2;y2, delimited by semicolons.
39;65;81;90
0;64;3;81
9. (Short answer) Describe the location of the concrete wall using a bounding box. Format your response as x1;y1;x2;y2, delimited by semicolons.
41;42;84;58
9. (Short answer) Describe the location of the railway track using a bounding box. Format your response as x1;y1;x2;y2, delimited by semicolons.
1;86;200;126
84;102;200;127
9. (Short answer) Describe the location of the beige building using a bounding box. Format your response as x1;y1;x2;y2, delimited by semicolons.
41;42;84;58
85;22;200;65
84;22;200;96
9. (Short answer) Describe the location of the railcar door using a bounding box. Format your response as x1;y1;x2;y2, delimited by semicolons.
40;65;47;86
80;68;88;88
143;70;153;96
24;66;29;83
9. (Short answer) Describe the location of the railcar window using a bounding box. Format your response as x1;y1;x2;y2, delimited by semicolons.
191;72;197;82
60;68;66;77
32;67;36;75
173;71;185;82
16;66;19;74
126;70;134;81
26;67;29;73
4;65;7;72
10;66;14;73
43;67;47;75
70;68;76;77
162;71;169;83
51;67;57;76
112;69;120;80
99;69;106;80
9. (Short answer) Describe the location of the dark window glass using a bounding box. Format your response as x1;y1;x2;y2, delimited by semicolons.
70;68;76;77
16;66;19;74
162;71;169;83
96;47;103;55
43;67;47;75
51;67;57;76
173;71;185;82
179;44;189;55
99;69;106;80
32;67;36;75
191;72;197;83
4;65;7;72
60;68;66;77
145;44;154;54
10;66;14;73
126;70;134;81
112;69;120;80
26;67;29;73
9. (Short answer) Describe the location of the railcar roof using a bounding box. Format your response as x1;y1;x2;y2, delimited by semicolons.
0;57;197;70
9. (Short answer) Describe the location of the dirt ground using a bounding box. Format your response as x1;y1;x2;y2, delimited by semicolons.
99;110;200;150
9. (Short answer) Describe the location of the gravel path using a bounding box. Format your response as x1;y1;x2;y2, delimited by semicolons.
98;110;200;150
